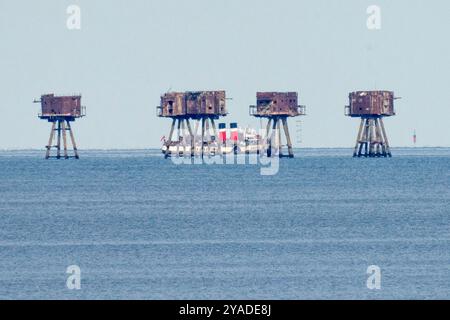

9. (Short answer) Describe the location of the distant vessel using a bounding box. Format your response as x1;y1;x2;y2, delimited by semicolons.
161;127;264;156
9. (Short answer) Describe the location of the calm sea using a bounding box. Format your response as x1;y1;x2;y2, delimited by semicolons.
0;148;449;300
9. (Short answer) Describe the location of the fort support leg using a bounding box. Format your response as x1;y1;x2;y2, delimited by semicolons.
372;119;380;157
194;119;200;156
56;120;62;159
379;118;392;157
201;118;205;159
373;119;379;157
270;118;278;158
186;119;195;157
66;121;79;159
374;118;382;157
277;119;283;158
183;119;188;156
282;117;294;158
367;119;372;157
374;119;381;156
207;119;216;156
375;119;386;157
204;118;210;156
165;119;176;158
62;120;69;159
194;120;200;139
368;119;376;157
204;118;211;156
210;118;221;156
353;118;364;157
358;119;369;157
357;119;364;157
45;122;56;159
265;118;273;157
176;119;182;157
364;119;370;157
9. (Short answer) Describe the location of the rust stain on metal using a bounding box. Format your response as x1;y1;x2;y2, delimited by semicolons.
34;93;85;160
346;91;395;117
249;92;306;158
250;92;305;117
158;91;227;119
345;90;398;158
36;94;84;119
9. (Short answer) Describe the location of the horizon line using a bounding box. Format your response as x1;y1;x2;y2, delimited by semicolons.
1;146;449;152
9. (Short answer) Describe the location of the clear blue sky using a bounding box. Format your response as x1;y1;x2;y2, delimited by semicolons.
0;0;448;149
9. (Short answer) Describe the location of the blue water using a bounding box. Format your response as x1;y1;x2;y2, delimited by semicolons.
0;148;449;300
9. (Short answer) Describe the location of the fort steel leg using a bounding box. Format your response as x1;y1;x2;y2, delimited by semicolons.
358;119;369;157
265;118;273;157
186;119;195;157
207;118;215;156
194;119;200;156
62;120;69;159
56;120;62;159
45;122;56;159
282;117;294;158
272;118;279;157
210;118;221;155
367;119;372;157
277;119;283;157
373;118;379;156
165;118;176;158
206;119;213;156
374;119;380;156
375;119;385;157
372;119;380;157
368;119;376;157
204;118;210;156
176;119;181;156
194;120;200;139
353;118;364;157
201;118;205;159
379;118;392;157
363;119;369;157
364;119;370;157
181;119;186;155
357;119;364;157
269;120;276;157
375;119;386;157
66;121;79;159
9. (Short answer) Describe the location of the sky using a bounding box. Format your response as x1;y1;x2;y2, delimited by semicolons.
0;0;449;149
